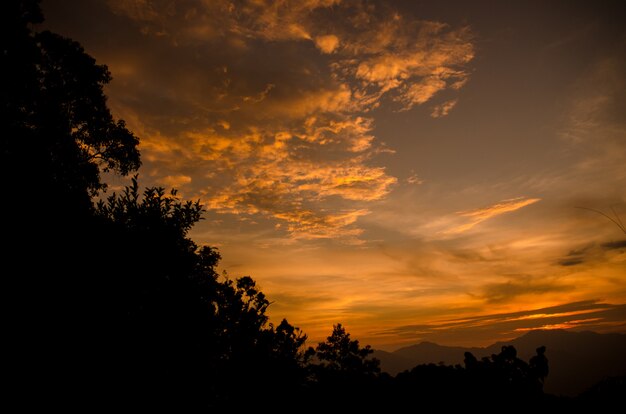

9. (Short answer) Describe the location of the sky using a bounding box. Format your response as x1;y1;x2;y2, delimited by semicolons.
42;0;626;350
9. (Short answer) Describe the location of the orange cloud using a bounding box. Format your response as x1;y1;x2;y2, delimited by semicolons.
450;197;541;233
274;209;370;240
431;99;458;118
131;114;395;240
296;165;397;201
329;15;474;111
159;174;192;188
264;86;355;118
315;34;340;54
102;0;475;242
514;318;604;332
109;1;474;113
243;84;275;104
371;301;626;348
399;77;447;107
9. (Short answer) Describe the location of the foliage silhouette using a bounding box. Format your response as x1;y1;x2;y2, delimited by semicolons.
2;2;139;407
2;0;139;211
392;344;552;411
2;3;312;409
529;345;549;385
313;323;380;376
304;324;385;410
91;178;311;408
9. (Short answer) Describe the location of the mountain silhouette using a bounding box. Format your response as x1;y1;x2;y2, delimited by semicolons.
372;330;626;396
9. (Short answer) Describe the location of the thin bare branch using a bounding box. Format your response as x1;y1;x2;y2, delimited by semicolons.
577;206;626;234
611;206;625;230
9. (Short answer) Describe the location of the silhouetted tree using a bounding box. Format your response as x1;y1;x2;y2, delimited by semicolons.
92;179;311;409
306;324;382;409
2;0;139;214
390;344;553;411
2;4;315;409
460;345;549;408
314;324;380;376
529;345;549;387
207;274;310;406
2;3;139;408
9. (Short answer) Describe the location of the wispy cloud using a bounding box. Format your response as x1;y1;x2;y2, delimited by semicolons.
603;240;626;250
406;174;424;185
480;275;572;303
449;197;541;234
373;301;626;346
557;247;590;267
431;99;458;118
158;174;192;188
558;55;626;183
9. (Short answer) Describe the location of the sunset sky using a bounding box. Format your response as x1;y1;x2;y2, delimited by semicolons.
43;0;626;349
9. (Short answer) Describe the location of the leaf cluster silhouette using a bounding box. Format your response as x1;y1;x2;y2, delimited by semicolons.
3;1;620;411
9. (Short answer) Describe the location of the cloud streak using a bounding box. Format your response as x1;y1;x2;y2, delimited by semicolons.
450;197;541;234
431;99;458;118
480;275;573;303
374;301;626;346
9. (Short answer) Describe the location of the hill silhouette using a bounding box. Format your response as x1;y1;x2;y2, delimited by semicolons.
373;329;626;395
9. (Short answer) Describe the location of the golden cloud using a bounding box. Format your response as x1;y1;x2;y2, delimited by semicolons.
315;34;340;54
274;209;370;240
374;301;626;347
104;0;475;240
131;114;395;239
431;99;458;118
450;197;541;234
108;0;474;114
159;174;192;188
325;10;474;112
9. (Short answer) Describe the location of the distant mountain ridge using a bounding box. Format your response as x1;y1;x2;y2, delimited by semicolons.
372;330;626;396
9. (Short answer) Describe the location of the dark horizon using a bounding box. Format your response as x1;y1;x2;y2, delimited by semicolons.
378;327;626;352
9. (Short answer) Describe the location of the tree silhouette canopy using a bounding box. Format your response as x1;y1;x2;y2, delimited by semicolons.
313;323;380;376
2;0;139;216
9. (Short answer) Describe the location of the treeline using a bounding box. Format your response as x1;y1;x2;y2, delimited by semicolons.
2;1;618;411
